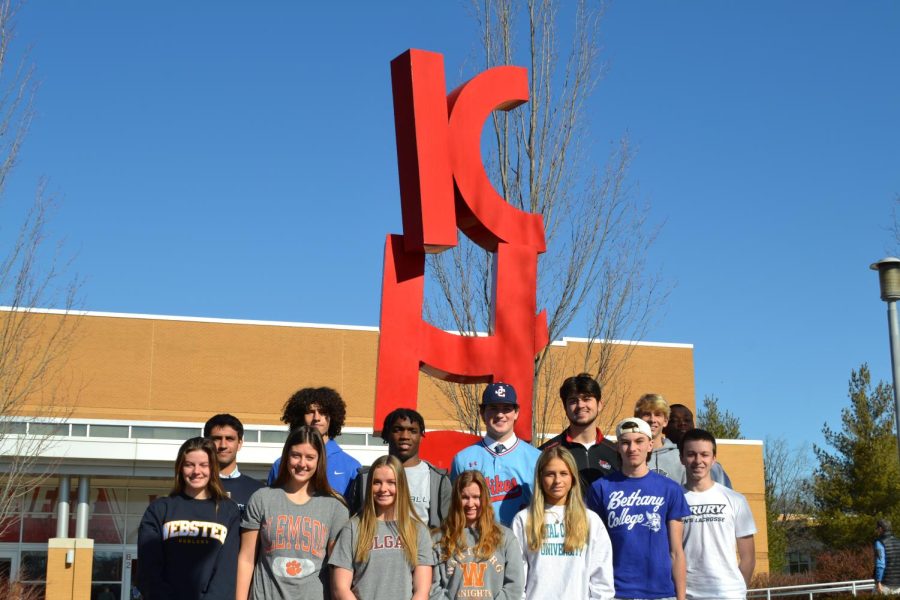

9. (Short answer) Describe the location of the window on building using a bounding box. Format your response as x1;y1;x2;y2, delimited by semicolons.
89;425;129;438
91;551;122;600
335;433;366;446
787;550;813;574
131;426;199;440
0;422;27;435
28;423;67;436
125;487;168;544
19;550;46;597
22;487;59;543
260;430;284;443
88;489;127;544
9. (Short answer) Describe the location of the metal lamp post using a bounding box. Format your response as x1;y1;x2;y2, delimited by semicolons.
870;257;900;467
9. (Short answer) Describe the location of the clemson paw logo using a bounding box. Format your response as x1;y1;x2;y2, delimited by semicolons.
275;557;315;579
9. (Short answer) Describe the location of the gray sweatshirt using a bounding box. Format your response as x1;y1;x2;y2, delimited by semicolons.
430;526;524;600
652;438;734;487
649;437;686;483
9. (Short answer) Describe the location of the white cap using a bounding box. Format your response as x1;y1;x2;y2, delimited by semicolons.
616;417;652;439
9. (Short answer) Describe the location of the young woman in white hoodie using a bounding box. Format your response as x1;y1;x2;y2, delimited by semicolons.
512;446;615;600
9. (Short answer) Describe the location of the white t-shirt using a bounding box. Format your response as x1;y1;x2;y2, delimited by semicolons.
682;482;756;600
405;461;431;523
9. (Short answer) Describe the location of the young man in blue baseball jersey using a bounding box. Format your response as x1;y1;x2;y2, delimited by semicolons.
450;382;540;526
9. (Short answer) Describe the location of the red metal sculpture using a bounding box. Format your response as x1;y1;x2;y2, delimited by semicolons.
375;49;549;442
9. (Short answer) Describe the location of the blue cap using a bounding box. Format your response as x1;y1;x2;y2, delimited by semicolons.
481;382;518;406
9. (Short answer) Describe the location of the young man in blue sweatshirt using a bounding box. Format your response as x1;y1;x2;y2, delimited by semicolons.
450;382;540;526
266;387;360;500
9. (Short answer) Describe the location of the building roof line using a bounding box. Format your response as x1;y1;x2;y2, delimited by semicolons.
0;305;381;332
553;336;693;349
0;306;692;348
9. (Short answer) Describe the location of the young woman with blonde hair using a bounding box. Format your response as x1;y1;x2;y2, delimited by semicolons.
431;470;524;599
236;426;349;600
137;437;240;599
330;454;433;600
511;446;614;600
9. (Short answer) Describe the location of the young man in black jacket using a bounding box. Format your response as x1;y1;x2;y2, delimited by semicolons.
540;373;620;490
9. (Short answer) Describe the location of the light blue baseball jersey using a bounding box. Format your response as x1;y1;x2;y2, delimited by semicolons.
450;438;540;526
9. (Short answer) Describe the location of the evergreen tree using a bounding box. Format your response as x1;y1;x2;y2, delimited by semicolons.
696;394;743;439
812;364;900;548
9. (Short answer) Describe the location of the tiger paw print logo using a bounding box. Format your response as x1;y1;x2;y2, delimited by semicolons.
274;557;315;579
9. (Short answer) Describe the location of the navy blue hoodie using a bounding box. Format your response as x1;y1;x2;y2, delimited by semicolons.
137;493;240;599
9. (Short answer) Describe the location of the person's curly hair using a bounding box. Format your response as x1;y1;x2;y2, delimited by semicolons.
281;387;347;439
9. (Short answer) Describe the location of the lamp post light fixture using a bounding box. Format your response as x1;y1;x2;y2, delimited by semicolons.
870;256;900;467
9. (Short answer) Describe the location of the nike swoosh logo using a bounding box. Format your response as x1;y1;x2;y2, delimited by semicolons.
334;471;344;475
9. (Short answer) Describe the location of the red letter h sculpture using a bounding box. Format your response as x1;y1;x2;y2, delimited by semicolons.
375;49;549;441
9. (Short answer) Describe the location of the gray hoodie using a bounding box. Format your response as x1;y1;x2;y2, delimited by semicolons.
658;438;734;487
649;437;686;483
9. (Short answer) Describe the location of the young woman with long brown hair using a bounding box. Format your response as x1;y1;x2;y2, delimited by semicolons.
330;454;433;600
431;470;524;599
512;445;614;600
137;436;240;599
236;426;349;600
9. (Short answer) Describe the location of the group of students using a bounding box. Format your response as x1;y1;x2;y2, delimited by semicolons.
136;376;756;600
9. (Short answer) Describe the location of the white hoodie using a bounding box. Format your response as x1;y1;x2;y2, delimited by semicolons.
511;505;615;600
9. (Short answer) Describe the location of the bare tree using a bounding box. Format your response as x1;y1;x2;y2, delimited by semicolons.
764;435;812;572
890;195;900;253
0;0;79;535
426;0;665;439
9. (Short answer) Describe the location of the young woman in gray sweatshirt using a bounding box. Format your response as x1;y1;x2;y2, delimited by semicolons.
431;470;524;600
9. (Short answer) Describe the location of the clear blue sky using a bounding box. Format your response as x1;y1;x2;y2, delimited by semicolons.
5;2;899;455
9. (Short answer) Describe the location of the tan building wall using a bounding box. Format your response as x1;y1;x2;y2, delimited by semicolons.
718;441;768;574
8;309;770;574
17;311;697;431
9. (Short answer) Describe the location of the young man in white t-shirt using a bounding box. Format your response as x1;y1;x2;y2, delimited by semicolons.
680;429;756;600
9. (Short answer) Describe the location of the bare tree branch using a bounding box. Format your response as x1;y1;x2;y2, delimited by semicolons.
890;194;900;254
764;435;812;571
426;0;667;440
0;0;80;537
